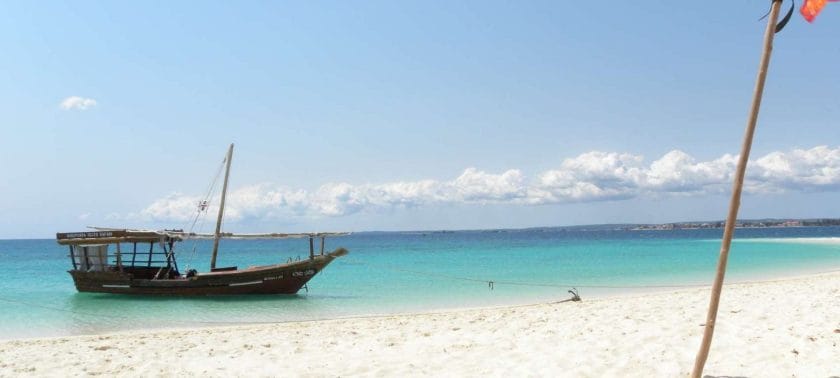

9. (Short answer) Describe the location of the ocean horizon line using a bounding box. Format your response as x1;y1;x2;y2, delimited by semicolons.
5;217;840;240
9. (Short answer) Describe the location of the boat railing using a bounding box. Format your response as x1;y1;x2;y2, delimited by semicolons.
66;241;179;274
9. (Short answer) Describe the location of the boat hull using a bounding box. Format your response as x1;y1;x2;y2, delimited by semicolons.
68;252;342;296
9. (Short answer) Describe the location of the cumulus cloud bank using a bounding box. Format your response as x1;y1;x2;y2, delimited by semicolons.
59;96;97;110
137;146;840;222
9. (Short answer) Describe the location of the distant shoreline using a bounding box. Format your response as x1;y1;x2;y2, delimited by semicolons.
628;218;840;231
4;218;840;240
388;218;840;234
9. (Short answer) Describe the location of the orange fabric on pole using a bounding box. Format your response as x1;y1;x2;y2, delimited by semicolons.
801;0;838;22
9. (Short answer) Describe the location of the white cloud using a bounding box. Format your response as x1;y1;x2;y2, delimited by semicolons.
646;151;736;194
139;192;202;222
750;146;840;192
452;168;528;203
537;151;645;202
59;96;97;110
134;146;840;222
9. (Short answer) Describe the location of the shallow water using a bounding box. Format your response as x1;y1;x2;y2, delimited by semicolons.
1;226;839;339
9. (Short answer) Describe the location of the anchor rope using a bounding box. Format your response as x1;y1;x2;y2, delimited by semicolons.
0;269;837;330
339;257;840;290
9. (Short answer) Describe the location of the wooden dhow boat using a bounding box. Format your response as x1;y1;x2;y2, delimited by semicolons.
56;144;349;295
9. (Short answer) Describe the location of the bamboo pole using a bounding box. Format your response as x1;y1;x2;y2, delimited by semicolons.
210;143;234;271
691;1;783;376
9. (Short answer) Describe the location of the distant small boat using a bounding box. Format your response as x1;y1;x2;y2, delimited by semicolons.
56;144;348;295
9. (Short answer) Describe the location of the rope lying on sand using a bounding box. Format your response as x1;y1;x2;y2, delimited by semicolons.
341;258;840;291
341;258;705;289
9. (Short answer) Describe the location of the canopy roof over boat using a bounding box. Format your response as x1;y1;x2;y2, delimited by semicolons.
56;230;181;245
57;227;350;245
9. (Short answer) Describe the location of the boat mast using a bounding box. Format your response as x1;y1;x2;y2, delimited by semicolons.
210;143;234;270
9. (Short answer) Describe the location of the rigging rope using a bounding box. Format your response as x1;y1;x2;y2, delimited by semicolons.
183;156;226;235
183;155;227;270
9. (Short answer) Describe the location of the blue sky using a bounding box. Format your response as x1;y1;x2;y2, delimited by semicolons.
1;1;838;238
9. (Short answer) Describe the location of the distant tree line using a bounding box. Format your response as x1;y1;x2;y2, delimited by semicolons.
631;218;840;230
800;218;840;226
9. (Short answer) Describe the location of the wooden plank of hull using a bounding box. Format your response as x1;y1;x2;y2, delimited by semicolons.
69;254;339;296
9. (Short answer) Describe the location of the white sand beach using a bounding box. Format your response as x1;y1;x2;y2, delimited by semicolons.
1;272;837;377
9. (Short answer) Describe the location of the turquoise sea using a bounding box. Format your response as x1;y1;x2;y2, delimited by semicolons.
1;226;840;340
